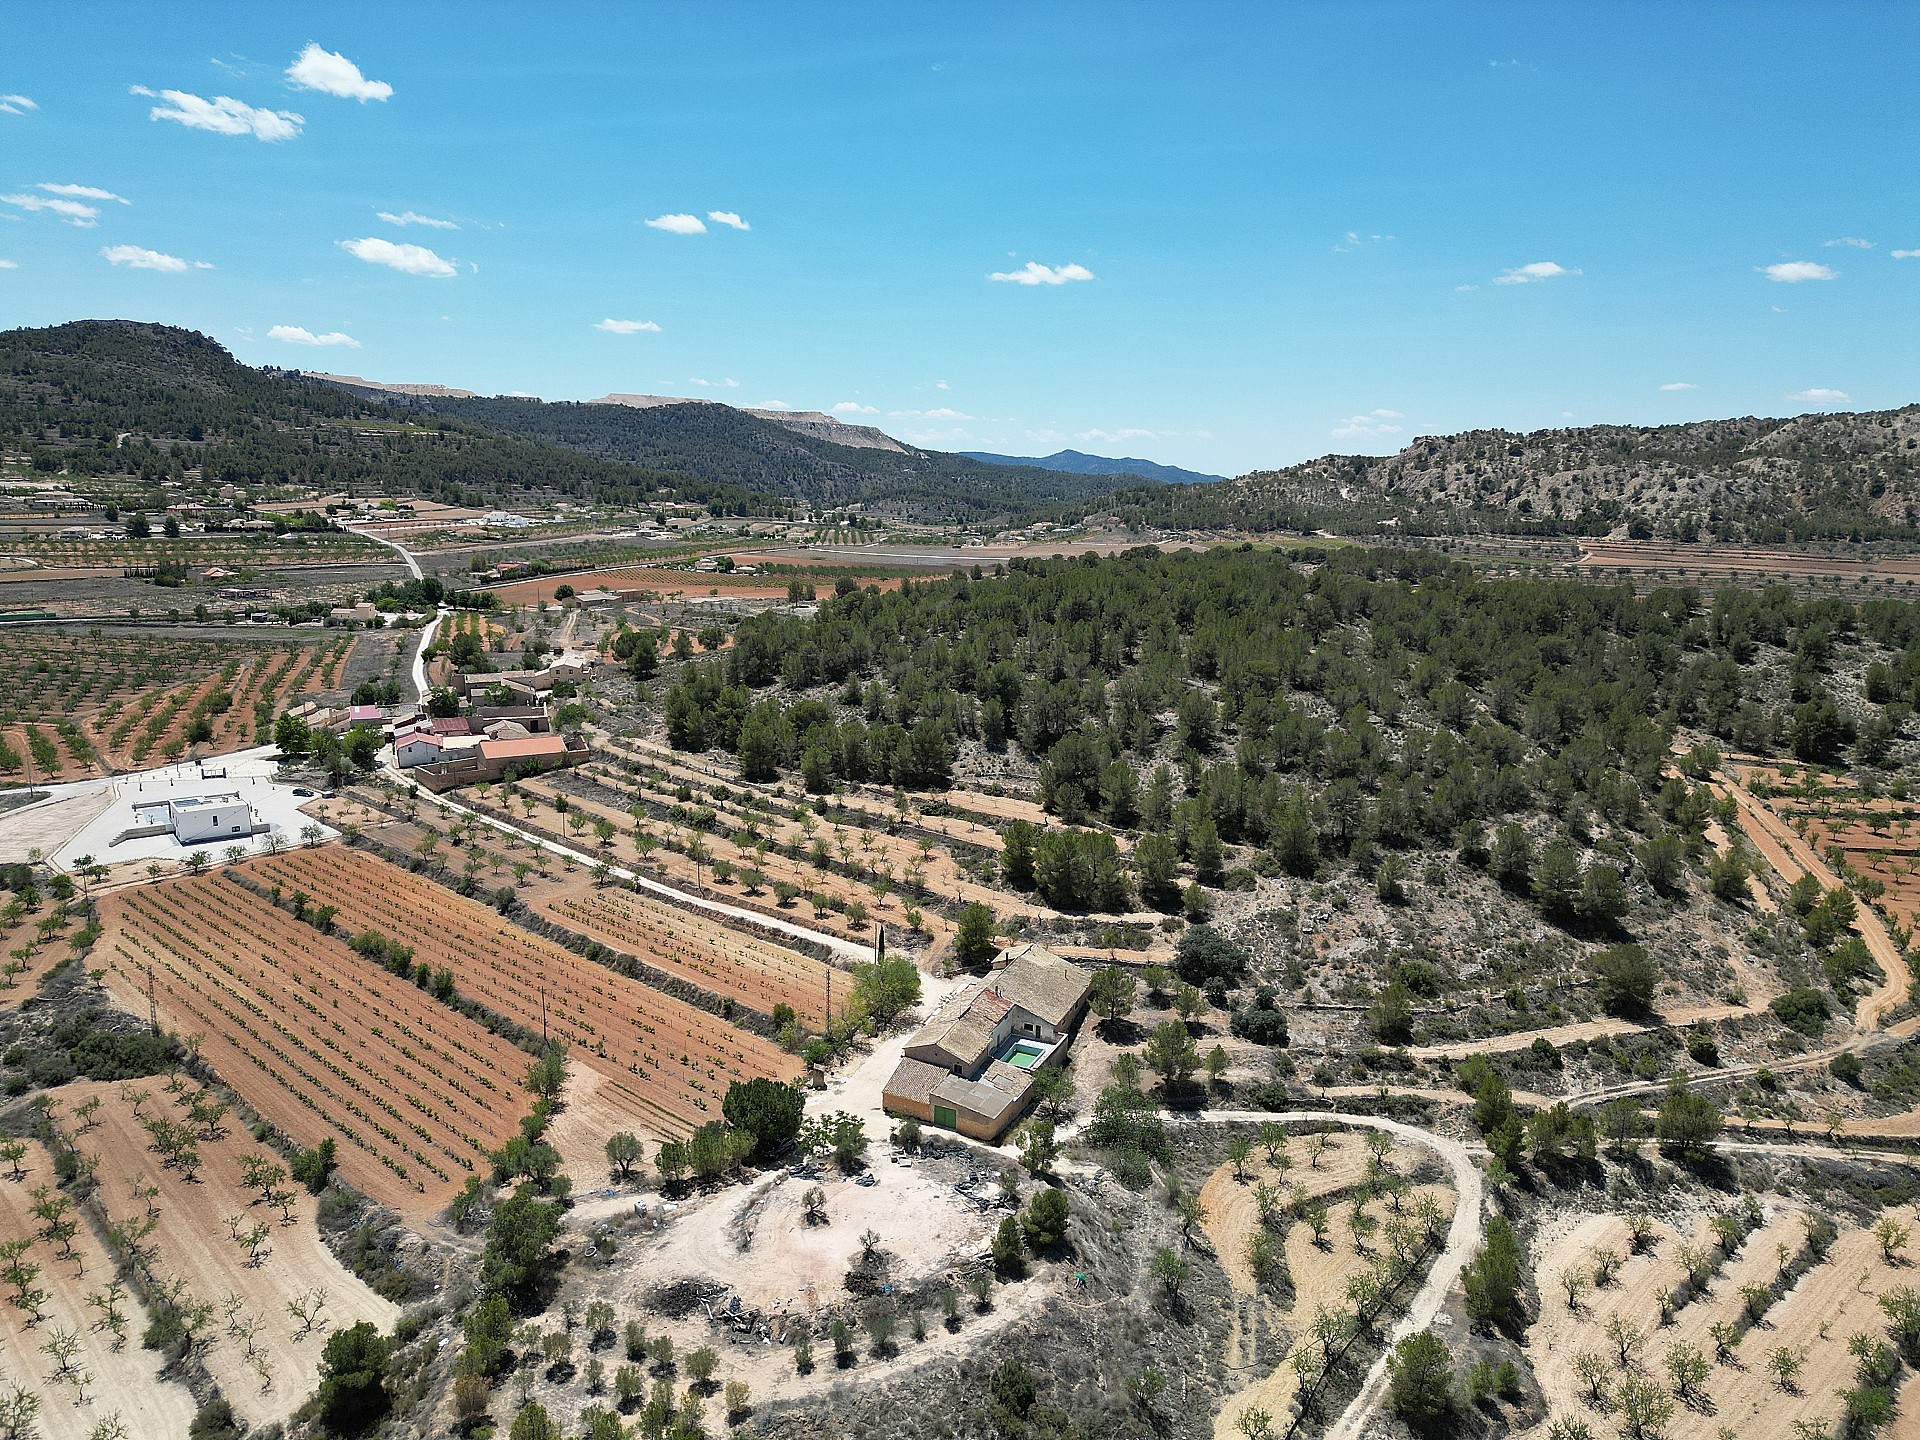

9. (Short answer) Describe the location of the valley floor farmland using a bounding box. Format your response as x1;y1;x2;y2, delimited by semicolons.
244;845;803;1138
96;872;526;1212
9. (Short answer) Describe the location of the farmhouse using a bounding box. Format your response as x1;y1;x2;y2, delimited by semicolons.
882;943;1092;1141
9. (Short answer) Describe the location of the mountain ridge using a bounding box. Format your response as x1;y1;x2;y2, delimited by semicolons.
959;448;1221;486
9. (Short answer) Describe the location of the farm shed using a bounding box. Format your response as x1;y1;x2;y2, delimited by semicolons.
131;793;258;845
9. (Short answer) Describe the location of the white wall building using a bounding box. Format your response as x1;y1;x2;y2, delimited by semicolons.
146;793;256;844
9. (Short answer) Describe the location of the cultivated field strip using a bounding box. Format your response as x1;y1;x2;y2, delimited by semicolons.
0;1137;198;1440
245;847;803;1138
54;1080;399;1430
537;884;838;1025
99;876;525;1209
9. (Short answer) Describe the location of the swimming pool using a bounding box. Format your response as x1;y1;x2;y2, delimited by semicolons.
999;1038;1051;1070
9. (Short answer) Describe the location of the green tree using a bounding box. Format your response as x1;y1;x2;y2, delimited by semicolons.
1590;943;1660;1016
1387;1330;1456;1433
481;1188;563;1310
1655;1079;1722;1158
954;903;998;970
1023;1187;1070;1249
1368;981;1415;1045
1144;1020;1199;1087
1463;1215;1524;1331
316;1322;391;1433
721;1078;806;1159
1089;965;1137;1026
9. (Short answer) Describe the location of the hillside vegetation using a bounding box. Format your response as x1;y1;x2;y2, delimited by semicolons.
396;393;1153;520
1093;410;1920;542
0;320;777;516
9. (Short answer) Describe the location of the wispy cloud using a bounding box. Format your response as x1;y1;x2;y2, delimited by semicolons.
1494;261;1579;285
1332;230;1394;252
285;44;392;102
706;210;749;231
337;236;455;277
645;213;706;234
593;318;660;334
1789;388;1849;403
1823;236;1873;249
132;85;302;141
1893;249;1919;260
0;95;34;116
832;401;878;414
268;324;359;347
102;244;207;272
752;400;789;410
40;183;128;205
1;192;103;226
690;377;738;389
1078;427;1160;444
1659;381;1696;392
1761;260;1836;283
1331;409;1405;441
989;260;1095;286
0;259;17;270
377;209;457;231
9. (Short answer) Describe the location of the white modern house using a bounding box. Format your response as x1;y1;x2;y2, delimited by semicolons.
131;793;258;845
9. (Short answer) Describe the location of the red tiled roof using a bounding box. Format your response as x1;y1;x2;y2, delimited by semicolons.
479;734;568;760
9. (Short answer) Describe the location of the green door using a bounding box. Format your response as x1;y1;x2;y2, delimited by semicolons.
933;1104;957;1130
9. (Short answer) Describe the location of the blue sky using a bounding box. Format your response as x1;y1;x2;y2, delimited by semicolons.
2;3;1916;476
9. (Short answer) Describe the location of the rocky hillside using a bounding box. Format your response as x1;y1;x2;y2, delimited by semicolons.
1098;408;1920;541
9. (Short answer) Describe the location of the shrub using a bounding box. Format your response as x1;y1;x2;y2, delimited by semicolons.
1770;988;1831;1036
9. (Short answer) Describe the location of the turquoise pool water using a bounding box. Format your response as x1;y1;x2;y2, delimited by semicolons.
1000;1039;1049;1070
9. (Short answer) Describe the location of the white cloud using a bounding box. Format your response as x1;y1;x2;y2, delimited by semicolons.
1454;283;1479;292
1331;409;1405;441
988;260;1095;286
268;324;359;347
593;318;660;334
832;401;878;414
752;400;790;410
923;407;972;421
706;210;749;231
1332;230;1394;252
1789;387;1849;403
0;95;34;115
133;85;301;140
690;377;738;389
0;259;16;269
101;244;200;272
645;213;706;234
1824;236;1873;249
286;44;392;102
1078;427;1159;444
935;380;950;390
1;192;101;226
337;236;456;277
1659;381;1697;391
40;183;129;204
1893;249;1920;260
1494;260;1580;285
1761;260;1836;283
377;209;457;230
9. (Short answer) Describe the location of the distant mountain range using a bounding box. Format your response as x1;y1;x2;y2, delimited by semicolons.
0;322;1153;522
959;449;1222;486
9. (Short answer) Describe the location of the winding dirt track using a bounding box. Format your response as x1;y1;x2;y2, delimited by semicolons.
1160;1110;1485;1440
1713;766;1917;1031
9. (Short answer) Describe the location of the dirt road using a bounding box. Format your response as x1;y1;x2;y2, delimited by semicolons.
1158;1109;1485;1440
